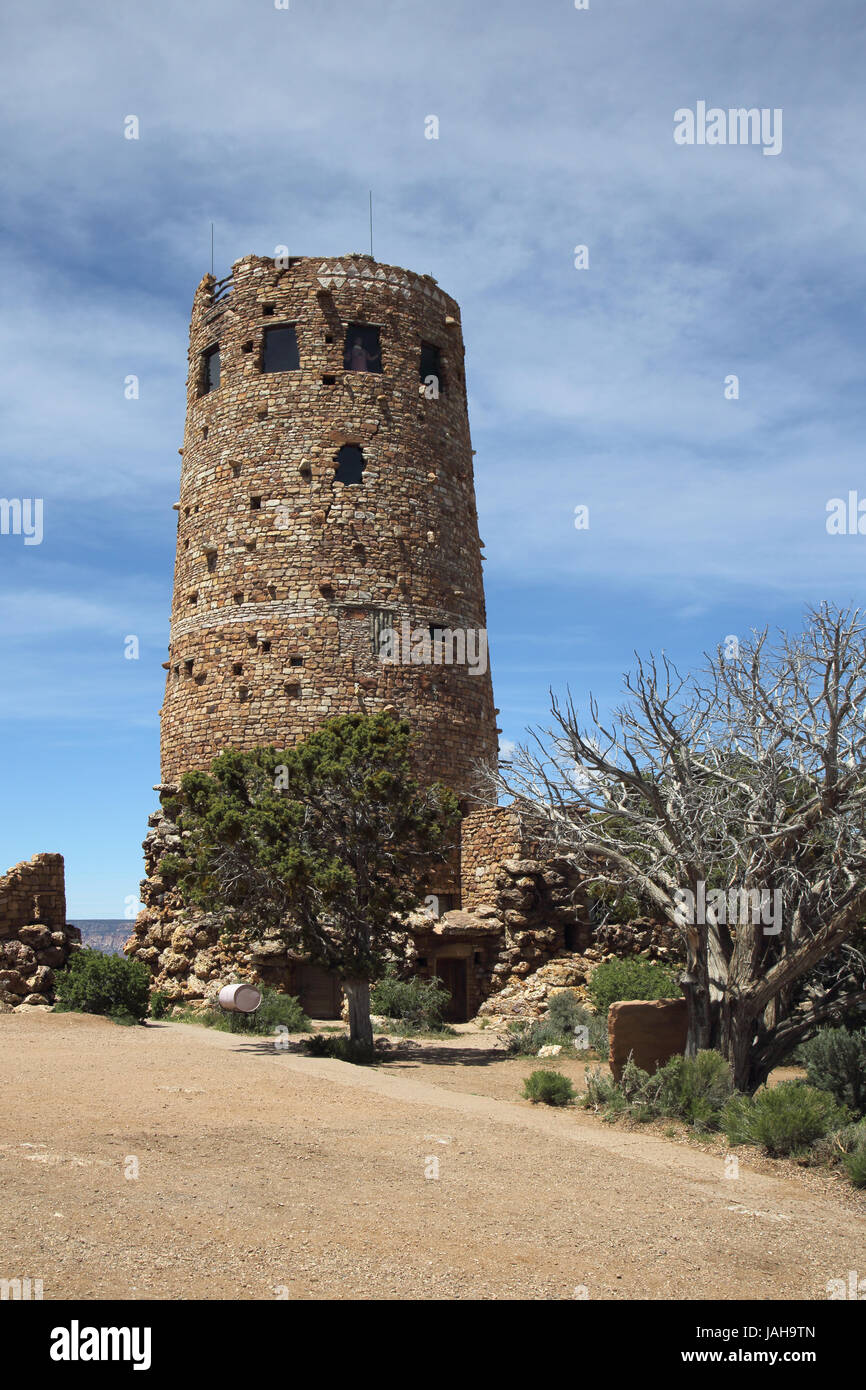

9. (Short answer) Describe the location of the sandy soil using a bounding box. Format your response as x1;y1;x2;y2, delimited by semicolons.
1;1011;863;1301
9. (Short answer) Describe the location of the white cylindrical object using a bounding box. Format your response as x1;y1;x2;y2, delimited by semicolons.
218;983;262;1014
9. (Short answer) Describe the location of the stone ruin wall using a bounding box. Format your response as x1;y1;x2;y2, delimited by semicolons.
0;854;81;1011
128;797;682;1020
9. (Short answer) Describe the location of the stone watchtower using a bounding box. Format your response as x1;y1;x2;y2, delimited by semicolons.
160;253;499;796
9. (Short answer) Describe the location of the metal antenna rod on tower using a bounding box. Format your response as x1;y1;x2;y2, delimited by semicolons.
369;191;373;259
210;223;214;277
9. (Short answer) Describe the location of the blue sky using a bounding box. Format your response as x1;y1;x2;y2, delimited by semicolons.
1;0;864;915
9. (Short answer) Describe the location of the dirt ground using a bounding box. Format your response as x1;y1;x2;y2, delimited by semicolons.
1;1011;863;1301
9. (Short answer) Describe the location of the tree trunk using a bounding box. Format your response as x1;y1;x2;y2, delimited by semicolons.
720;1000;757;1092
343;977;373;1047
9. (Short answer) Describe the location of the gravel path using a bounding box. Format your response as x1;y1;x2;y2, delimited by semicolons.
1;1012;863;1300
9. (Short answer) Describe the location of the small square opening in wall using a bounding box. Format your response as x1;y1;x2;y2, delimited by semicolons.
188;592;198;605
324;334;334;344
232;663;243;676
257;408;268;420
184;659;194;676
232;464;242;477
238;686;250;701
242;341;253;353
261;303;275;316
267;584;277;599
247;634;257;648
289;655;304;667
284;682;301;698
233;591;244;605
250;496;262;510
321;375;336;386
261;640;271;653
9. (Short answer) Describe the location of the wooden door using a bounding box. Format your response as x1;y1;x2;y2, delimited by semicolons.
297;963;343;1019
435;958;468;1022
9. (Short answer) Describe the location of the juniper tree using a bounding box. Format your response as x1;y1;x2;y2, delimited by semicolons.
160;712;459;1046
492;603;866;1091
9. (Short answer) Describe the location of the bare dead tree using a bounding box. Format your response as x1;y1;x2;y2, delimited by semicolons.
489;603;866;1090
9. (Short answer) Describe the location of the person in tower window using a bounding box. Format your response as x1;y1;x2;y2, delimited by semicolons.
345;334;381;373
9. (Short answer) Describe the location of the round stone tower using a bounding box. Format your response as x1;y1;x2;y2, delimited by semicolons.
159;252;498;799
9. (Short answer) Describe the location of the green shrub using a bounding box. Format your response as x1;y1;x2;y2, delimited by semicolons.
206;987;309;1036
843;1144;866;1188
302;1033;377;1065
580;1050;733;1131
521;1070;575;1106
506;1003;608;1059
723;1081;848;1157
370;969;450;1030
808;1121;866;1167
637;1051;734;1130
251;989;309;1034
55;948;151;1023
800;1027;866;1118
587;957;681;1014
149;990;171;1020
546;991;583;1033
579;1066;621;1112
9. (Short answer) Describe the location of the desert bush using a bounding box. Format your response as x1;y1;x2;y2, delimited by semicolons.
252;989;309;1034
185;987;309;1036
55;948;151;1023
506;1004;608;1058
807;1120;866;1167
521;1070;575;1106
843;1144;866;1188
636;1051;734;1130
149;989;171;1020
586;957;680;1015
580;1066;620;1110
579;1050;733;1131
799;1027;866;1118
302;1033;377;1065
370;969;450;1030
723;1081;848;1157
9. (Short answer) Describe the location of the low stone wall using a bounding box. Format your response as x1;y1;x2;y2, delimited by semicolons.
0;853;81;1010
607;998;688;1081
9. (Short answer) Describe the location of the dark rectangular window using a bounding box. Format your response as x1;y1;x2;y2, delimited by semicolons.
262;325;300;373
344;324;382;374
420;341;444;394
202;345;220;394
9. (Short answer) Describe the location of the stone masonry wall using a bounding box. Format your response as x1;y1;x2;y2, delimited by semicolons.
159;253;499;803
0;854;81;1011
